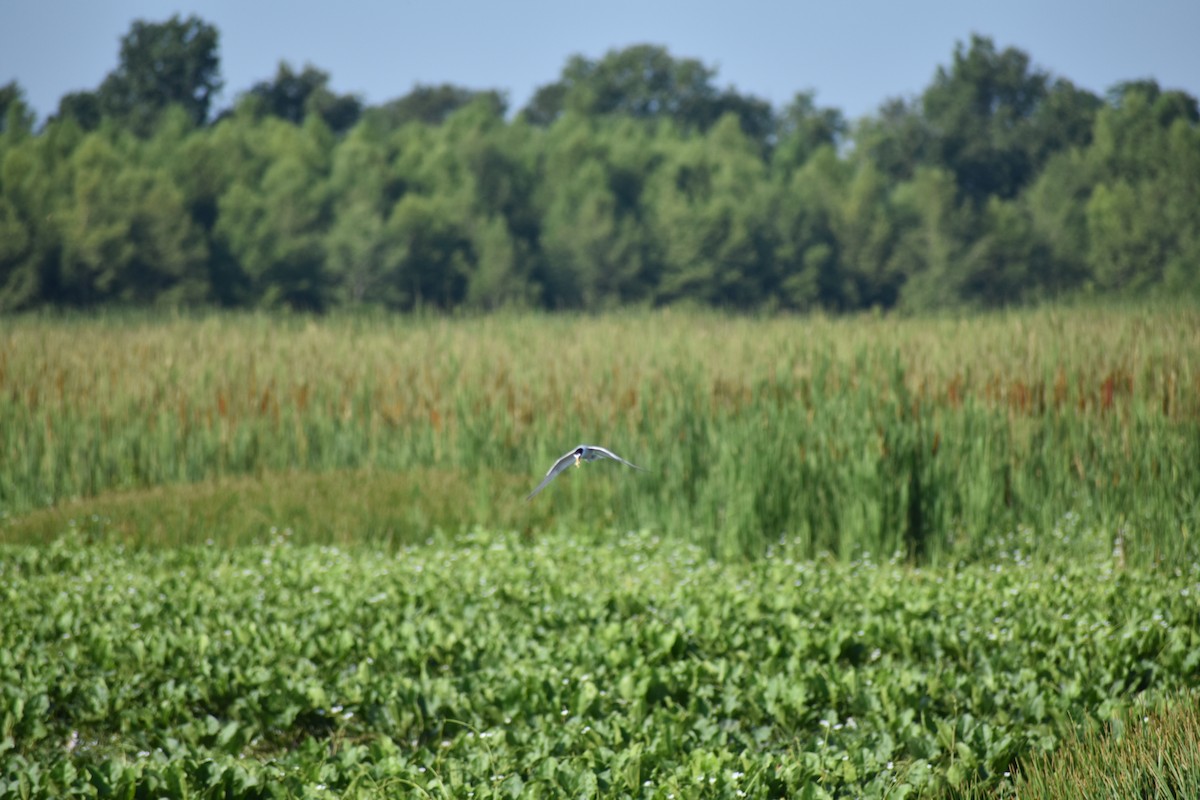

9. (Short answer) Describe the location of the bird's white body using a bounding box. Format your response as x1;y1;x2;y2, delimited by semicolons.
526;444;646;500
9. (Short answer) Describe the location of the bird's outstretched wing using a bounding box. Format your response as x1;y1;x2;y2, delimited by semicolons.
525;448;582;501
588;445;647;471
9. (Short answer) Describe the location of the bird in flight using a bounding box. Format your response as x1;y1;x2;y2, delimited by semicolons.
526;444;646;500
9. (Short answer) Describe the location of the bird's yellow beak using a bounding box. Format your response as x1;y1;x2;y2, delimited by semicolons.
574;454;581;467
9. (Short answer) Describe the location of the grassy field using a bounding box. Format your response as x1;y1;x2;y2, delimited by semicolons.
3;306;1198;562
2;306;1199;798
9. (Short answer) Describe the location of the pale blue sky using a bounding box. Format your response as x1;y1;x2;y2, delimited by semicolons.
4;1;1198;124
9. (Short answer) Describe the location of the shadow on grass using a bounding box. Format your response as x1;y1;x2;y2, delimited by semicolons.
0;467;547;548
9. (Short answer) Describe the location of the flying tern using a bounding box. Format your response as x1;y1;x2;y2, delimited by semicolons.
526;444;646;500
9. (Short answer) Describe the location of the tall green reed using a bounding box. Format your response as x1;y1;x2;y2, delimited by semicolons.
2;308;1197;563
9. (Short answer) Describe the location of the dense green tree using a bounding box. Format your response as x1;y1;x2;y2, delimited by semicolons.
959;197;1052;305
773;90;847;173
0;118;86;308
522;45;774;146
1022;147;1096;292
1025;77;1102;163
647;115;777;306
1107;80;1199;125
324;125;391;304
1082;83;1200;295
326;198;389;305
709;89;775;153
365;83;507;129
851;36;1102;308
143;107;249;303
214;117;334;309
771;146;844;309
921;34;1052;202
0;193;33;307
450;106;543;307
4;22;1199;312
465;214;532;309
1158;116;1200;294
859;35;1097;210
53;91;104;131
521;81;568;127
97;15;222;133
854;97;931;184
239;62;362;133
538;116;655;307
830;160;904;309
0;119;42;308
384;193;472;309
1086;180;1165;292
451;104;539;237
889;166;968;310
1;82;35;135
55;130;207;304
177;107;288;305
419;101;543;296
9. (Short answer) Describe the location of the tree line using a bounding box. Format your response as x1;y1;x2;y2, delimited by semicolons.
1;15;1198;312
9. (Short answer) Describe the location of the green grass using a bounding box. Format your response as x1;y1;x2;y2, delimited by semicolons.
999;693;1200;799
3;307;1198;563
1;468;534;548
3;531;1198;799
2;307;1199;798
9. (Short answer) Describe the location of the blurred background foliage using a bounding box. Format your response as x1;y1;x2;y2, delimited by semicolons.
1;16;1197;313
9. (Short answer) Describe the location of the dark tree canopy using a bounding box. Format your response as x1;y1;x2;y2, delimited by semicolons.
921;34;1060;202
1;82;36;135
97;14;222;132
240;62;363;133
1108;79;1200;126
3;20;1198;312
54;90;104;131
367;84;508;129
521;44;774;145
775;90;848;169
